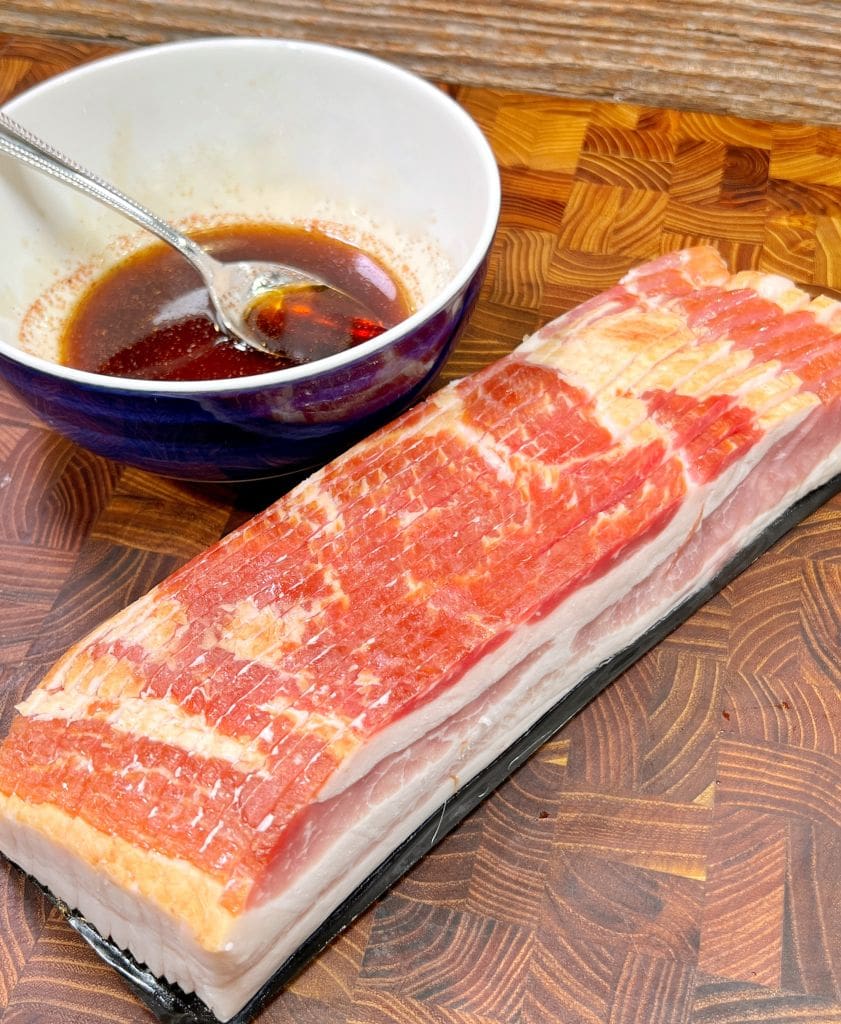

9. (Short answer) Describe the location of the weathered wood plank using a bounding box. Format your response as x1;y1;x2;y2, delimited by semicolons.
3;2;841;126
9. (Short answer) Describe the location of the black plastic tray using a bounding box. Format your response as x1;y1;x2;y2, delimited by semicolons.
10;469;841;1024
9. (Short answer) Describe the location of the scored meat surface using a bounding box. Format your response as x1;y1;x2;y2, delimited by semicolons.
1;246;839;1020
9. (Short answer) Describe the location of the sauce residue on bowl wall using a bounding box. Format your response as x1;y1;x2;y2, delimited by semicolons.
59;223;412;381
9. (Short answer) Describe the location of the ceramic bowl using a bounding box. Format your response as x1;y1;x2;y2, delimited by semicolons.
0;38;499;481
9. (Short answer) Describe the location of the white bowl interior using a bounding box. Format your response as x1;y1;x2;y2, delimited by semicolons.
0;39;499;381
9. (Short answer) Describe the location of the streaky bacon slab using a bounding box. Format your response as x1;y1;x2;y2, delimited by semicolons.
1;246;840;1020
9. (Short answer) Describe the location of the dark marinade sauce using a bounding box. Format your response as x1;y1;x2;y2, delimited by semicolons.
60;223;411;381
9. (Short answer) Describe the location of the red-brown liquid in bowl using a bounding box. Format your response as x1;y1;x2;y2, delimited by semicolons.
59;224;412;381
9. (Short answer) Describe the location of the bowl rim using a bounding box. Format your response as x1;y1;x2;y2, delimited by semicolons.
0;36;500;396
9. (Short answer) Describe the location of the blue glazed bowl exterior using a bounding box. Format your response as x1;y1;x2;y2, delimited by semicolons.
1;262;487;482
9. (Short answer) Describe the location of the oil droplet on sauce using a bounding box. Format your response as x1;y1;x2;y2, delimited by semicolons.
59;224;412;381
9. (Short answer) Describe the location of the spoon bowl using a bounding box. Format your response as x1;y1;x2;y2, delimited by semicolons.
210;260;345;356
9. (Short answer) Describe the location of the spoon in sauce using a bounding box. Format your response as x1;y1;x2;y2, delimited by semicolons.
0;111;352;357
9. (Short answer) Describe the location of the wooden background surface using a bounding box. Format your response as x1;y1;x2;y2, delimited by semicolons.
5;24;841;1024
4;1;841;127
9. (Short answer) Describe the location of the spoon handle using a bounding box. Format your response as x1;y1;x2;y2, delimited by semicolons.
0;111;215;278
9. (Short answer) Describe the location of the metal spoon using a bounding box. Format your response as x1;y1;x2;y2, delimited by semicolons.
0;111;335;356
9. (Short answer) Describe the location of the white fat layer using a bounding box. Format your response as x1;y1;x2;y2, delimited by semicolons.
4;399;839;1019
0;813;204;989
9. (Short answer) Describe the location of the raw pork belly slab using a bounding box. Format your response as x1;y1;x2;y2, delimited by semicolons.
2;246;841;1020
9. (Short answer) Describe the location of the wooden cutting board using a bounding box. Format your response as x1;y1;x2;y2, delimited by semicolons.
4;33;841;1024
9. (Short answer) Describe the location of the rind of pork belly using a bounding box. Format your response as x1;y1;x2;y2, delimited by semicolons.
3;249;841;1021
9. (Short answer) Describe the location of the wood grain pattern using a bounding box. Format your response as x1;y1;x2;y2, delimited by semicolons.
5;2;841;128
6;29;841;1024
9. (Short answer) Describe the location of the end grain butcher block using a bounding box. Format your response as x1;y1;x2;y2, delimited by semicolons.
3;242;841;1021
